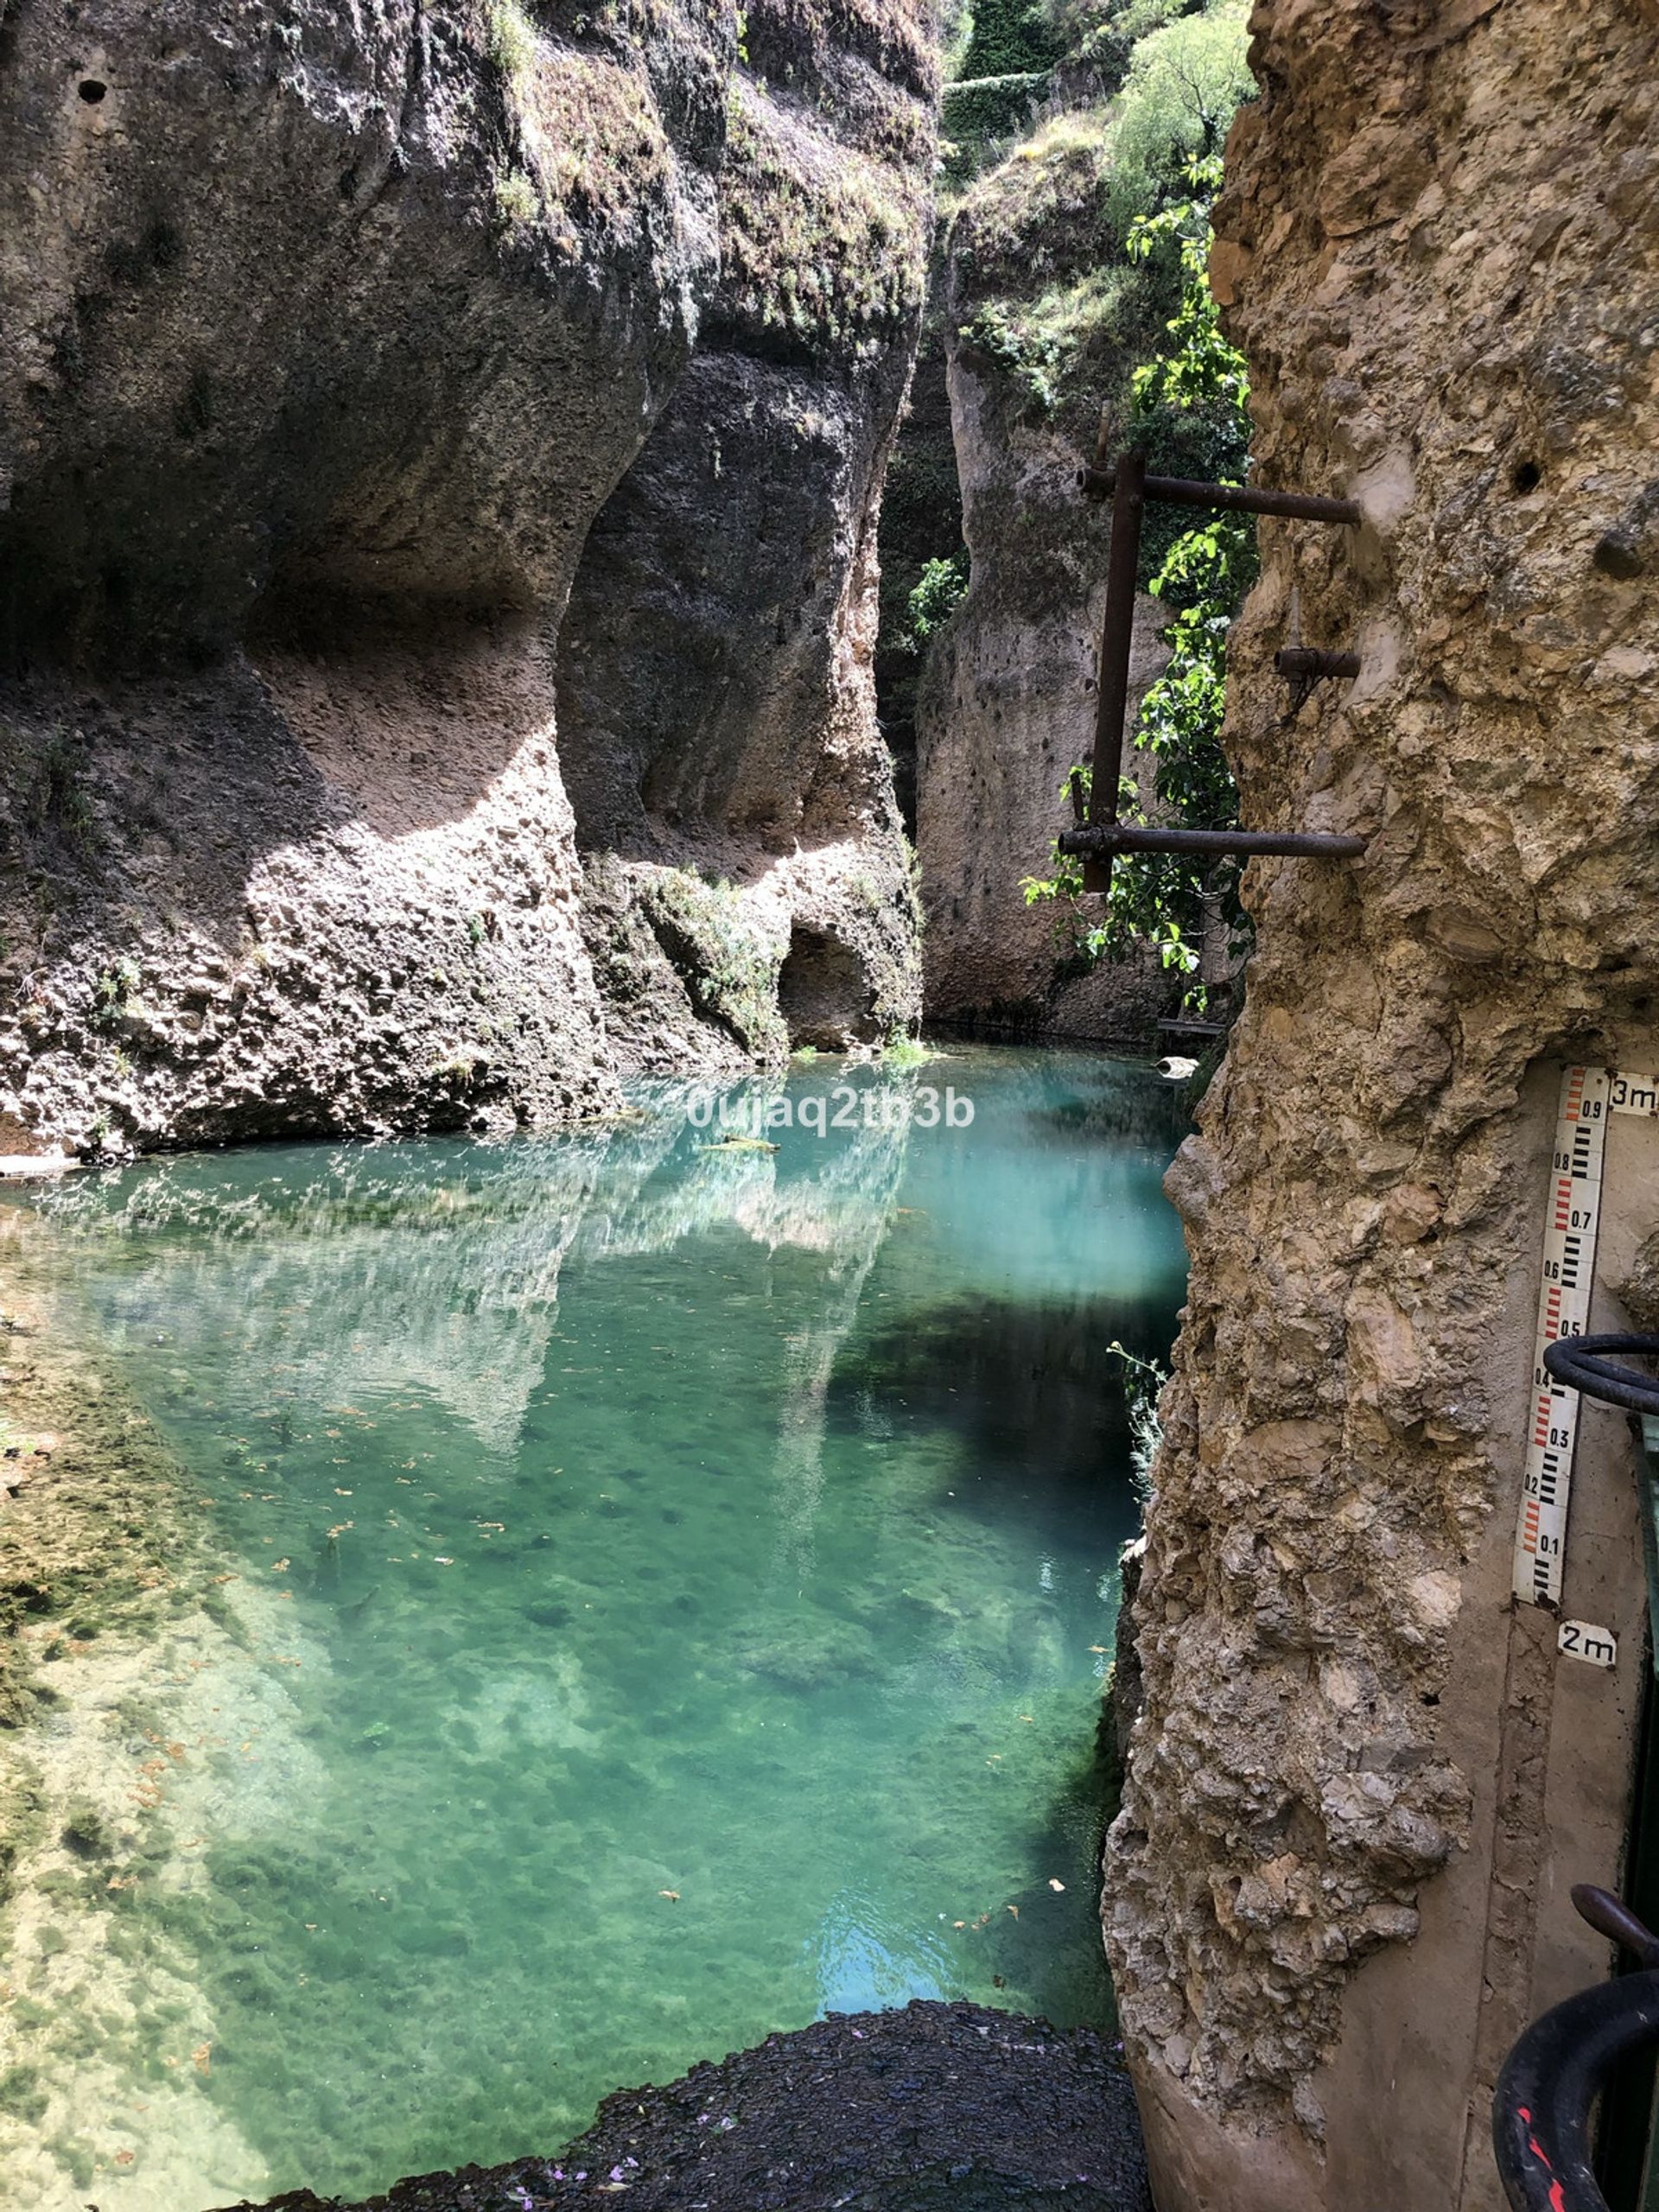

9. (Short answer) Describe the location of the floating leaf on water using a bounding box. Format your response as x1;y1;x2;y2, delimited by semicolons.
1048;1879;1065;1892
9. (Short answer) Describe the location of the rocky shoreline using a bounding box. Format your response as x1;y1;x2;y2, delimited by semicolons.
214;2000;1151;2212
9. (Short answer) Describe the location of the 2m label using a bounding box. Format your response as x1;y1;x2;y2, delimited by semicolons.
1558;1619;1618;1669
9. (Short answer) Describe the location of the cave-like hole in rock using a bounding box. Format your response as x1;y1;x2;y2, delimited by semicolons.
78;78;107;102
778;925;877;1049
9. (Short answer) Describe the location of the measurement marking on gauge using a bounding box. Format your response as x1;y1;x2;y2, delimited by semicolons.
1512;1065;1609;1609
1611;1072;1659;1118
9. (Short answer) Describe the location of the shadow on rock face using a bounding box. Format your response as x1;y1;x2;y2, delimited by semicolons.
213;1999;1152;2212
250;594;558;842
779;924;878;1049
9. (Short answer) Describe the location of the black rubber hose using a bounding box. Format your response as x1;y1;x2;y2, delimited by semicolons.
1493;1967;1659;2209
1543;1334;1659;1417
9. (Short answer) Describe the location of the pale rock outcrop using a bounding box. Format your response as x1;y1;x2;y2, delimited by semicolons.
914;99;1190;1046
560;0;935;1067
0;0;724;1149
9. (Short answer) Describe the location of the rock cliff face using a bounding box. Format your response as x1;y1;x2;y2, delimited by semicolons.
918;319;1172;1038
1105;2;1659;2206
0;0;931;1154
914;4;1256;1045
561;0;932;1070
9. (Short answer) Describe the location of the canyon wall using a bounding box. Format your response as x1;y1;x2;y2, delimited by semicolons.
1106;1;1659;2207
0;0;931;1156
918;321;1173;1039
915;4;1255;1045
560;0;931;1070
918;100;1179;1046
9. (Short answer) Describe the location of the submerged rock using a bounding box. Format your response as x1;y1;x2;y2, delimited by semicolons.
215;1999;1152;2212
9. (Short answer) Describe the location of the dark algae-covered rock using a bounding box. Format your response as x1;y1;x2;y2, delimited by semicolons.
215;2000;1151;2212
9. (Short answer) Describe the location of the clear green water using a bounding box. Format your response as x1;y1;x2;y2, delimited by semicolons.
18;1047;1185;2206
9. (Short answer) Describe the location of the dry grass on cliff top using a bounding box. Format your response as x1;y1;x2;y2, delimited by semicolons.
953;104;1120;287
483;0;696;244
721;79;929;348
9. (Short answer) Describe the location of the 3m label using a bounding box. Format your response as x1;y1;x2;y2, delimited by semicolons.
1610;1071;1659;1117
1513;1065;1609;1607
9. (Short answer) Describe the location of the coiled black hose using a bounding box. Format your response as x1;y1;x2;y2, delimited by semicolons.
1494;1888;1659;2211
1496;1350;1659;2205
1542;1335;1659;1417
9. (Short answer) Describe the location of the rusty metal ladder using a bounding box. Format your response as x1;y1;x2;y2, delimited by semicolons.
1058;442;1370;896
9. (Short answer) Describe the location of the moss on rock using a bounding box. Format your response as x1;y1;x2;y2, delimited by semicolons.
636;868;791;1061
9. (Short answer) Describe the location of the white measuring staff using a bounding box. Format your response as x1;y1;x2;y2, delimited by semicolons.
1513;1065;1609;1605
1512;1065;1659;1611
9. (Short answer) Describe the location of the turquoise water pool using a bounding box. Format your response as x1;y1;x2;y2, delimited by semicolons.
10;1047;1185;2207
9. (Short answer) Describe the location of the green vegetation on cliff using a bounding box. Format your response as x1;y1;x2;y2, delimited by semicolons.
1022;156;1254;999
941;0;1059;153
878;0;1254;1005
719;82;930;351
950;0;1251;464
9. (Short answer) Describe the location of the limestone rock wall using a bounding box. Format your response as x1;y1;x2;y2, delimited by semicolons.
918;327;1173;1039
559;0;935;1069
912;45;1258;1049
0;0;931;1153
1105;2;1659;2205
